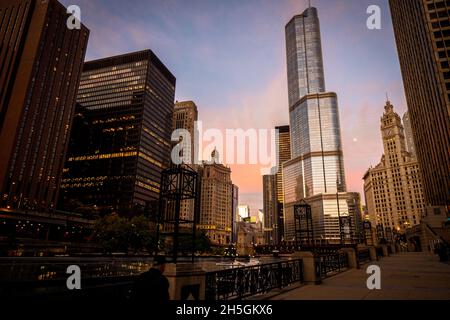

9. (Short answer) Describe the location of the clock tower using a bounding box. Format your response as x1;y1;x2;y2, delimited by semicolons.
381;100;408;168
364;99;424;233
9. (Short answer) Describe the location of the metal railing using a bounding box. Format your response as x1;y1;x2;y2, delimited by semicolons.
357;249;371;265
205;259;303;301
316;252;348;278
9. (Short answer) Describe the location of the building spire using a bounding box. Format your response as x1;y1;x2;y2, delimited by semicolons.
384;98;394;114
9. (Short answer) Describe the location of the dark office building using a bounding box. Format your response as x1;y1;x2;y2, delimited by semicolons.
263;174;278;245
390;0;450;213
276;125;291;243
0;0;89;212
59;50;176;215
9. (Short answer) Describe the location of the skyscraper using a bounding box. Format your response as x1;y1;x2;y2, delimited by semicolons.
232;184;239;242
275;125;291;243
238;205;251;220
0;0;89;212
263;174;278;244
283;7;359;241
390;0;450;217
173;101;199;221
402;112;417;159
198;155;233;246
59;50;176;215
173;101;198;164
364;101;424;232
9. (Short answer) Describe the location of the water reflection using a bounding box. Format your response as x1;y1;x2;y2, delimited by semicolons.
0;256;292;282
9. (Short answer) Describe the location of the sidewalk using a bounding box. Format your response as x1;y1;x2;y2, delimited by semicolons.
270;253;450;300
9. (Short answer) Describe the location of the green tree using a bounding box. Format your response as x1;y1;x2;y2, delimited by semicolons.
93;215;156;254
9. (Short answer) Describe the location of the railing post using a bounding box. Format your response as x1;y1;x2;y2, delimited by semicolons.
277;262;283;289
293;251;322;285
341;248;358;269
381;244;389;257
165;263;206;301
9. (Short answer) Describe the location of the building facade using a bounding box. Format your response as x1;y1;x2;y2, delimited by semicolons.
402;112;417;159
238;205;250;220
173;101;198;164
275;125;291;243
173;101;199;221
364;101;425;232
283;7;359;241
263;174;278;244
232;184;239;243
390;0;450;217
59;50;176;215
0;0;89;212
198;159;233;246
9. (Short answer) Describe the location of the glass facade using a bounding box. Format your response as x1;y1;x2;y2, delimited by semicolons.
263;174;278;244
59;50;176;215
288;94;346;196
275;125;291;243
285;7;326;107
283;7;360;240
284;193;362;241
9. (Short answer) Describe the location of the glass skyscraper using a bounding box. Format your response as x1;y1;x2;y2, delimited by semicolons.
286;7;325;104
283;7;359;241
59;50;176;215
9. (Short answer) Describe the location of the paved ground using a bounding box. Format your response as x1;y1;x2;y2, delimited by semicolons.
271;253;450;300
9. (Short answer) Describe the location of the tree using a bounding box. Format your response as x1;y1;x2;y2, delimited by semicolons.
93;215;157;254
176;229;211;255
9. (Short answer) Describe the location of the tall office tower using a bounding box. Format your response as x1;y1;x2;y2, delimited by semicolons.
232;184;239;242
283;7;359;241
275;125;291;243
197;154;233;246
173;101;199;221
238;205;250;220
0;0;89;212
173;101;198;164
402;112;417;158
390;0;450;219
364;101;425;232
263;174;278;245
59;50;176;215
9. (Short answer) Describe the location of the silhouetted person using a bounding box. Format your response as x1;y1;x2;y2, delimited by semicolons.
132;255;170;303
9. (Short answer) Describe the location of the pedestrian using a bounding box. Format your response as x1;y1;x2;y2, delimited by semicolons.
132;255;170;303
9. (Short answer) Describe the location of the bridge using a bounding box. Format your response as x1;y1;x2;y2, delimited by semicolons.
269;252;450;300
1;246;449;301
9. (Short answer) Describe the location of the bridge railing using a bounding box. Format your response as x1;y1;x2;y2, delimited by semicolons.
315;251;349;279
205;259;303;301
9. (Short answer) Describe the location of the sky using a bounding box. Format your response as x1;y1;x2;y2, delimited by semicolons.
61;0;408;216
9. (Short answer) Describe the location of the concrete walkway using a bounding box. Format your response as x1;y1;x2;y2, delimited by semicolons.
271;253;450;300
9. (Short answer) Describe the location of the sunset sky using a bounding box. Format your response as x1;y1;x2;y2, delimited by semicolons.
61;0;408;215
